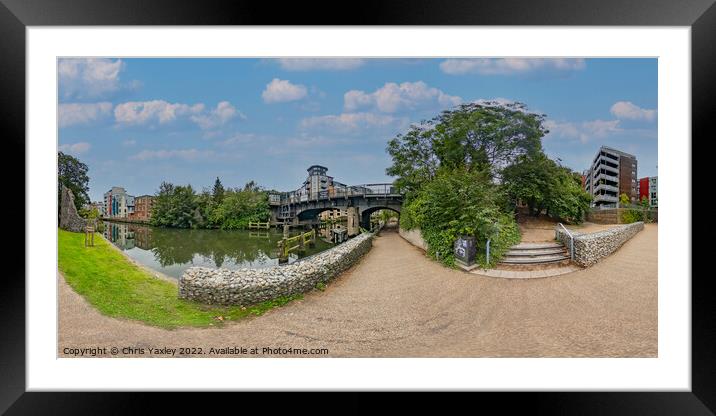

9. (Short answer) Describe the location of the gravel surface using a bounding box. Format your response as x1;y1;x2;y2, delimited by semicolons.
59;224;657;357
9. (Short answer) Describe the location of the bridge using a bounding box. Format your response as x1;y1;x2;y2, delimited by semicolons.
268;166;402;235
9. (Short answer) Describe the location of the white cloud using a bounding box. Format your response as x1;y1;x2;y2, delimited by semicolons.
129;148;214;161
300;112;403;133
262;78;308;103
440;58;586;76
58;58;124;98
59;102;113;128
610;101;657;122
277;58;365;71
114;100;205;125
344;81;461;113
122;139;137;147
190;101;243;130
59;142;91;155
217;133;256;147
545;119;622;144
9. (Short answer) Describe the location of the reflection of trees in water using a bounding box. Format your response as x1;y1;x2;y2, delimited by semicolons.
103;222;333;268
114;224;332;268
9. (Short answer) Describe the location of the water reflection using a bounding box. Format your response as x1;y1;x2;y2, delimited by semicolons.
102;221;337;279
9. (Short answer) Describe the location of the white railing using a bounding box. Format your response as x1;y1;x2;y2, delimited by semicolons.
556;223;575;261
270;183;399;206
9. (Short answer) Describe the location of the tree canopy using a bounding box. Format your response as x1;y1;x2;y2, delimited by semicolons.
502;153;591;223
386;101;546;196
387;101;592;266
58;151;90;212
150;180;270;229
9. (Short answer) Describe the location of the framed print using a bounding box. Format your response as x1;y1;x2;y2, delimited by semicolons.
3;0;712;413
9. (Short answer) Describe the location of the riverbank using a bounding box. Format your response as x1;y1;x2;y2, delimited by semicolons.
59;224;657;357
57;229;301;329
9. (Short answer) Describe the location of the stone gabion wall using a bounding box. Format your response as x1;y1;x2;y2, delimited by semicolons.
179;232;374;305
556;222;644;267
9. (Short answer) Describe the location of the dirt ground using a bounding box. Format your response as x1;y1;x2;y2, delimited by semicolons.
517;215;618;242
59;224;657;358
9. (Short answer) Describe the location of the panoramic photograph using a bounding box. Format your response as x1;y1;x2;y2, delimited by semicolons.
57;57;658;358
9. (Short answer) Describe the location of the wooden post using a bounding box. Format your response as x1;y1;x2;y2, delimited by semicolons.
283;224;290;238
85;225;95;247
298;232;305;253
278;239;288;264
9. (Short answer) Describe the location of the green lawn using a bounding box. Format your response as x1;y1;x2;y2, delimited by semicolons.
58;229;301;329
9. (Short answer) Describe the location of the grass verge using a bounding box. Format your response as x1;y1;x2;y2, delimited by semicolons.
58;229;301;329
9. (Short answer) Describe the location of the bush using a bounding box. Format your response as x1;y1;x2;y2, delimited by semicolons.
621;209;643;224
400;169;521;267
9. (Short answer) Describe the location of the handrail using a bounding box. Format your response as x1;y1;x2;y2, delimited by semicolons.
486;224;499;265
270;183;401;205
556;223;575;261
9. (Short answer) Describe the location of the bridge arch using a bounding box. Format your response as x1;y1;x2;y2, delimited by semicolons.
297;207;345;222
360;206;401;230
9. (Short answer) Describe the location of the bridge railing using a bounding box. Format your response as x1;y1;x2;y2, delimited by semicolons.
269;183;399;205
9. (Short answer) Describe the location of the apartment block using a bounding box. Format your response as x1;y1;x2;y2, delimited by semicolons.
103;186;134;218
584;146;638;208
131;195;155;221
320;208;347;221
639;176;658;207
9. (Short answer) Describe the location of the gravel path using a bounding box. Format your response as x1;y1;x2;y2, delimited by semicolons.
59;224;657;357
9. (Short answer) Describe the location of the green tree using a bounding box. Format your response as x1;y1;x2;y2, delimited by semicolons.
400;169;520;266
386;101;546;196
545;166;592;223
150;182;198;228
212;177;225;205
58;151;90;212
619;193;631;206
210;187;270;229
501;152;555;217
502;152;591;223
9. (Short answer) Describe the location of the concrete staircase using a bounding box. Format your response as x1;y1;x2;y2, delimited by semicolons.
499;242;570;266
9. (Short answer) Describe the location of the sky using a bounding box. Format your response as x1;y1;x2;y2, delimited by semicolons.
57;58;658;202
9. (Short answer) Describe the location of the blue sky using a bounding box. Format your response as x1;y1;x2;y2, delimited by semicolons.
57;58;658;202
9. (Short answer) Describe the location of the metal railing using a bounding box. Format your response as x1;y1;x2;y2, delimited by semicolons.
556;223;575;261
485;225;500;265
270;183;399;206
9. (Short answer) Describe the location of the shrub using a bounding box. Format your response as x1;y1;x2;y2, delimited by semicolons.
401;169;520;267
621;209;643;224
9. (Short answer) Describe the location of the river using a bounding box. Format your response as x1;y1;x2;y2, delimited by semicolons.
102;221;338;279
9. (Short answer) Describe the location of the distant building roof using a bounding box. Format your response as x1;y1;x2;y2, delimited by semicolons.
599;146;636;159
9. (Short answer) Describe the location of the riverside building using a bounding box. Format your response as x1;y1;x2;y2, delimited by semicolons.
584;146;638;208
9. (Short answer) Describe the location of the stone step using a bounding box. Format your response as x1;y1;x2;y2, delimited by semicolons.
505;247;567;256
499;254;570;264
510;242;564;250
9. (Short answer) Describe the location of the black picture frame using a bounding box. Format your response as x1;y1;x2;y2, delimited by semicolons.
2;0;710;413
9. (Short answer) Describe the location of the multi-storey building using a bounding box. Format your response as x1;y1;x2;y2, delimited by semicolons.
103;186;134;218
638;176;658;207
638;176;658;208
584;146;638;208
320;208;347;221
301;165;334;200
83;201;105;216
131;195;155;221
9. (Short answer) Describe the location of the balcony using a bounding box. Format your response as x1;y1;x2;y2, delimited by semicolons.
600;163;619;174
594;194;618;203
594;183;619;193
593;171;618;183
